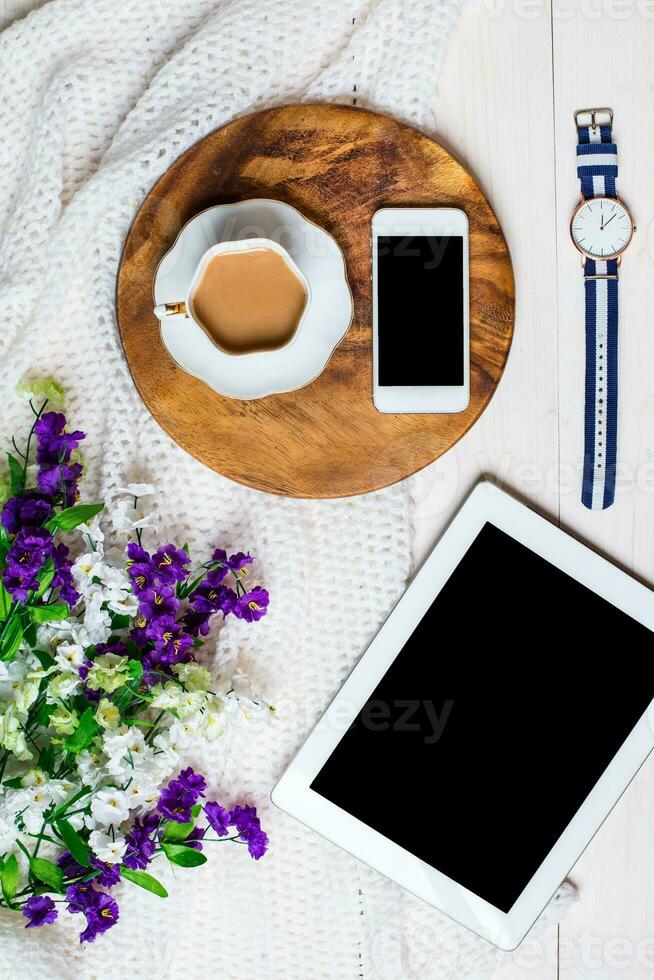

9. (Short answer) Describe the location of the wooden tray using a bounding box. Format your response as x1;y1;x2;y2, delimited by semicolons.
116;104;514;498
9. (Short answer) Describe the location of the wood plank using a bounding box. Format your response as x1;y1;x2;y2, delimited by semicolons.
421;5;558;977
553;7;654;978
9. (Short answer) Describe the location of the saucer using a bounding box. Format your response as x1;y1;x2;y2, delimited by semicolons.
153;199;353;399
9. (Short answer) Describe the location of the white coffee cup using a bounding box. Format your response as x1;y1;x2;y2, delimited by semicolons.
153;237;311;357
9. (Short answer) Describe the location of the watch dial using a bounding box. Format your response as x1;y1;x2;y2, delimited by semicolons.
571;197;633;259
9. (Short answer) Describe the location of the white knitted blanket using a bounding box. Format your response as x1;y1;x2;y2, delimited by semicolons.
0;1;576;976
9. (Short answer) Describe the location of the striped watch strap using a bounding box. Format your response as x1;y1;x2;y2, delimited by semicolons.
576;111;619;511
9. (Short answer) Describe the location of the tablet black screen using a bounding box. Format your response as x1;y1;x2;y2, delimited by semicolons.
310;522;654;912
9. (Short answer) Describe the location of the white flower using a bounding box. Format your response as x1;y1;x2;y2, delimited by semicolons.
0;815;18;853
151;733;179;773
10;785;53;832
90;788;130;827
150;683;182;712
88;830;127;864
122;771;160;813
113;497;158;534
176;691;208;719
46;672;81;703
202;702;228;741
173;662;212;692
102;729;149;776
82;590;111;644
95;699;121;731
117;483;156;498
75;750;106;790
77;515;105;555
166;717;201;751
54;642;86;674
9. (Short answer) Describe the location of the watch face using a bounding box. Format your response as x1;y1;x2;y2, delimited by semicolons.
570;197;634;259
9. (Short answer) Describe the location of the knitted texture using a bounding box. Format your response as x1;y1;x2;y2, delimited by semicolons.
0;1;575;976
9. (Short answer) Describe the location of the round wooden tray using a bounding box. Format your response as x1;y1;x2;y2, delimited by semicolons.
116;104;514;498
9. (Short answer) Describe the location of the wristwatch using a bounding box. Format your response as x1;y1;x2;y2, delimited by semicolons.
570;108;635;511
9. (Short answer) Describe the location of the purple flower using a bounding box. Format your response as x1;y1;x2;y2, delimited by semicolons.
37;461;83;504
80;893;119;944
145;615;193;664
66;883;119;943
58;849;85;877
151;544;190;584
157;768;205;823
34;412;85;466
22;895;57;928
213;548;254;575
204;801;231;837
230;804;269;860
138;584;179;622
90;857;121;888
124;813;159;870
126;542;150;565
94;640;129;657
128;561;157;595
1;493;52;535
233;587;269;623
52;542;80;607
3;526;53;602
58;850;120;888
66;882;98;913
177;767;207;797
184;582;236;636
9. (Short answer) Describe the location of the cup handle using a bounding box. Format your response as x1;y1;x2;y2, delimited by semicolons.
154;301;188;318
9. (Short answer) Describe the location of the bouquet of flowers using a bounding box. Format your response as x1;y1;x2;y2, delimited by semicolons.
0;381;269;942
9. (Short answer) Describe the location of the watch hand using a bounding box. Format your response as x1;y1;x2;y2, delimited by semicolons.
603;214;617;227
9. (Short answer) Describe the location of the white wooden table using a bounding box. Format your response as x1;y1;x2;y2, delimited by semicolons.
3;0;652;975
416;4;654;977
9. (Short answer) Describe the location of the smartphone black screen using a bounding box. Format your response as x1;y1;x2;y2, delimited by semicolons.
376;235;464;387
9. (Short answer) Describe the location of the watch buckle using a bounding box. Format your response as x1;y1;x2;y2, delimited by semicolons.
574;107;613;131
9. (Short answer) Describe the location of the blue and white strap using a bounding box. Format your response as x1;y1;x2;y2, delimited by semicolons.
576;111;619;510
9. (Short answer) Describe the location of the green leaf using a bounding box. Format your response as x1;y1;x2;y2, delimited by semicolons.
111;684;134;715
121;867;168;898
162;818;194;842
46;502;104;532
36;701;54;727
56;818;90;867
30;856;64;893
63;707;98;754
23;621;36;648
0;617;23;661
38;745;55;775
6;454;24;495
34;558;55;600
161;842;207;868
1;854;19;904
127;659;143;682
191;804;202;819
0;582;11;620
27;602;68;623
50;785;91;822
33;648;56;670
110;612;131;630
2;777;22;789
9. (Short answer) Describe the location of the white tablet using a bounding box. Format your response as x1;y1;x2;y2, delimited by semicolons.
271;482;654;950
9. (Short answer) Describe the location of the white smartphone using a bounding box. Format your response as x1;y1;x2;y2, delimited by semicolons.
371;207;470;413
